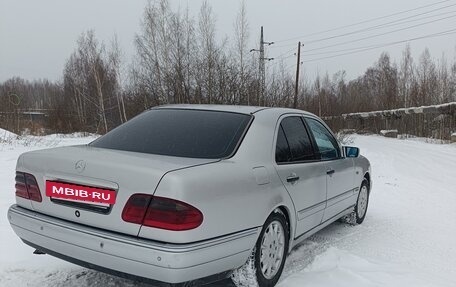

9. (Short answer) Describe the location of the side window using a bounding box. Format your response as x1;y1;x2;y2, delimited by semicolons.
275;126;291;163
276;117;315;163
306;118;340;160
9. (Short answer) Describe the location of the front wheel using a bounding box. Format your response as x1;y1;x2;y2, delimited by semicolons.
354;179;370;224
232;211;289;287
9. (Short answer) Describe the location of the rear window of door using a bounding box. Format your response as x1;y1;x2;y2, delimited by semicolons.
275;116;316;163
90;109;252;159
305;118;340;160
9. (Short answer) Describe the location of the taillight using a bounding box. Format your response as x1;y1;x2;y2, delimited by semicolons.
15;172;42;202
143;197;203;231
15;173;29;199
25;174;42;202
122;194;152;224
122;194;203;231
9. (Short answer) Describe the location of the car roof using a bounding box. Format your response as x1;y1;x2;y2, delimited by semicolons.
154;104;315;116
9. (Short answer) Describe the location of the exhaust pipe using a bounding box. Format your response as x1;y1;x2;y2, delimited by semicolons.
33;249;46;255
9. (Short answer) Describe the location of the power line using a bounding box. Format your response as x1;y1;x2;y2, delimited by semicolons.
275;47;296;59
273;28;456;70
283;62;302;72
273;0;453;44
304;3;456;45
301;14;456;53
263;58;299;74
301;26;455;57
271;2;456;49
360;8;456;32
275;51;296;60
301;28;456;63
280;54;296;60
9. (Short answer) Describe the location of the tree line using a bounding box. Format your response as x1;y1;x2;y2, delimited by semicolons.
1;0;455;134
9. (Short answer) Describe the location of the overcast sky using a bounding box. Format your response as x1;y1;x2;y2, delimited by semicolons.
1;0;456;82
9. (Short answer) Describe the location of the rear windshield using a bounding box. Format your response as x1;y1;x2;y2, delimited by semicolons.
90;109;252;159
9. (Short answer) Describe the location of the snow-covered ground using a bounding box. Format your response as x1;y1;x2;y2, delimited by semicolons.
0;133;455;286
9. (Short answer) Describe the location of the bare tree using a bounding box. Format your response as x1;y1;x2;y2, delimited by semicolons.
197;1;218;104
234;0;250;104
63;30;119;133
416;48;438;106
399;44;414;108
110;34;128;123
377;53;398;110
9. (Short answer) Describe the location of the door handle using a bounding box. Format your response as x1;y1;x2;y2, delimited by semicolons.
286;174;300;183
326;169;335;175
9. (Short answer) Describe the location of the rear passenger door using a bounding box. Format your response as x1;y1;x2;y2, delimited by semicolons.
274;116;328;238
304;117;356;222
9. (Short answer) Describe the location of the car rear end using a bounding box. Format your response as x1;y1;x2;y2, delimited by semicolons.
8;107;259;285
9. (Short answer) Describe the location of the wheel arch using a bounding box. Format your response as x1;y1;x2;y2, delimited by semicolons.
363;172;371;191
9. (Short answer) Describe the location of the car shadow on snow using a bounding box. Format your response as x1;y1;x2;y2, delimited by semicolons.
44;268;236;287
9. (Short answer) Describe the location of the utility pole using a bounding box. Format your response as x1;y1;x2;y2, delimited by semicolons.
250;26;274;106
259;26;265;105
293;42;302;109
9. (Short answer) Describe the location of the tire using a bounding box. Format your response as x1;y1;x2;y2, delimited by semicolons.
354;179;370;224
231;211;289;287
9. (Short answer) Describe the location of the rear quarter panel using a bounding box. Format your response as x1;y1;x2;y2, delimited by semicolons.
140;159;294;244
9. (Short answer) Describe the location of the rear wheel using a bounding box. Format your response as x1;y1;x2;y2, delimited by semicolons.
232;211;289;287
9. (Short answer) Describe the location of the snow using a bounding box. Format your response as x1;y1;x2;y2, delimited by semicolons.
280;247;450;287
1;133;456;286
280;135;456;287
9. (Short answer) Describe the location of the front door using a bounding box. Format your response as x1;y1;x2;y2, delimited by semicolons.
274;116;327;238
305;117;356;222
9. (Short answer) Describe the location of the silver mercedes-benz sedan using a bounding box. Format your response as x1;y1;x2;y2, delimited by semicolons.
8;105;371;286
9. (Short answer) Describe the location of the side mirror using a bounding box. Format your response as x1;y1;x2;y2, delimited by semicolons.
344;146;359;158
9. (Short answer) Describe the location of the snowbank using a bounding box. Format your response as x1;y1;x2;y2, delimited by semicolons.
380;129;398;138
0;128;18;141
398;134;450;144
0;132;99;149
343;101;456;119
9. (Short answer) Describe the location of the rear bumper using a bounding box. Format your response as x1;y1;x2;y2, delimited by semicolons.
7;205;259;285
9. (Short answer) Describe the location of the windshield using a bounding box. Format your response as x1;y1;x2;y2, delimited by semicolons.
90;109;252;159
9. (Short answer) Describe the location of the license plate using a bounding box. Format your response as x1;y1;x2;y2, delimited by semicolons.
46;181;116;204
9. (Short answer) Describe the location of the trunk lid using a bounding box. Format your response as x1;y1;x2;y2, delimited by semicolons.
17;145;218;236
